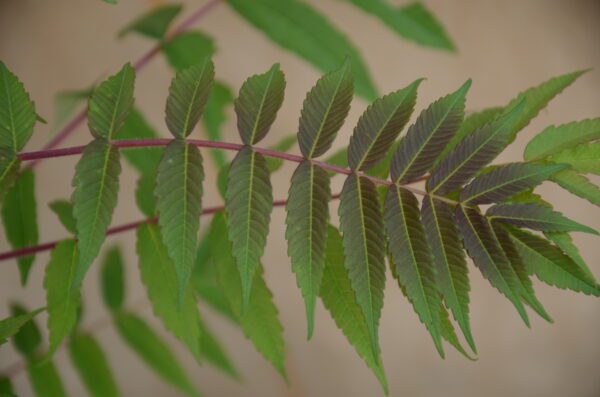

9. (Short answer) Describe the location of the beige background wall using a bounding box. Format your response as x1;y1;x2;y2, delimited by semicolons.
1;1;599;396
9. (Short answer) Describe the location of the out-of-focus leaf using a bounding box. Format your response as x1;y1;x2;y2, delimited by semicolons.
135;172;157;217
162;31;215;72
203;81;234;168
100;246;125;312
117;108;162;174
49;200;76;234
266;135;296;172
119;4;182;40
10;304;42;359
0;307;43;346
69;333;120;397
0;150;20;204
54;87;93;130
27;357;67;397
197;317;240;379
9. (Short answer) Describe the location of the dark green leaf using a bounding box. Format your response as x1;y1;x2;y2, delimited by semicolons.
165;59;215;138
487;203;598;235
0;377;14;394
136;223;203;362
460;162;567;204
298;59;353;158
155;140;204;305
228;0;376;100
49;200;76;234
119;4;182;40
69;333;120;397
226;147;273;310
27;358;67;397
162;31;215;72
524;118;600;160
44;240;80;356
10;303;42;359
100;246;125;312
235;64;285;145
117;108;162;174
87;63;135;140
2;169;38;285
0;307;43;346
0;150;20;204
0;61;37;152
338;174;386;356
203;81;234;168
384;186;443;355
551;169;600;206
456;206;529;326
391;80;470;183
348;79;422;171
285;161;331;338
72;139;121;291
550;142;600;175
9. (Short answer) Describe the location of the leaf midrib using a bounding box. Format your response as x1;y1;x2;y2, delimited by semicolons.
107;70;129;141
250;70;276;144
181;63;208;136
85;144;113;261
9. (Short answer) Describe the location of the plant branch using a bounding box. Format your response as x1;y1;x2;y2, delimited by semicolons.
24;0;222;170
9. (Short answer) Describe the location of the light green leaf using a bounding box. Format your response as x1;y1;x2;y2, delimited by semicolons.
44;240;80;356
507;226;599;296
235;64;285;145
119;4;182;40
49;200;76;234
346;0;455;51
348;79;422;171
0;61;37;152
545;231;596;281
100;246;125;312
524;118;600;160
0;307;43;346
197;317;240;379
203;81;234;168
135;172;157;217
166;59;215;138
27;358;67;397
438;303;476;359
285;161;331;338
114;311;198;396
338;174;386;356
421;195;475;352
10;304;42;359
384;186;443;355
72;139;121;291
550;142;600;175
229;0;376;100
0;150;20;204
69;333;120;397
391;80;470;183
551;169;600;206
320;225;387;393
136;223;203;362
2;169;38;285
298;59;354;158
155;140;204;305
162;31;215;72
117;108;162;175
226;147;273;310
87;63;135;140
456;206;530;326
212;212;286;378
265;135;296;172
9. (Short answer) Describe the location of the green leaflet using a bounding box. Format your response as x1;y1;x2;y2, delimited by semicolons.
298;59;354;159
320;225;388;393
226;147;273;310
460;163;567;204
103;0;117;4
545;231;596;281
384;186;443;356
119;4;182;40
456;206;530;326
117;108;162;175
44;240;80;356
54;87;93;130
0;307;43;346
49;200;76;234
197;317;240;379
114;311;198;396
391;80;470;183
69;333;120;397
348;79;422;171
285;161;331;338
524;118;600;160
0;377;14;394
0;150;20;204
338;174;386;356
427;101;524;194
228;0;376;100
551;169;600;206
10;303;42;359
0;61;37;153
234;64;286;145
346;0;455;51
165;59;215;138
211;212;286;378
550;142;600;175
265;135;296;172
100;246;125;312
203;81;234;168
507;227;600;296
155;140;204;305
487;203;598;235
72;139;121;292
27;358;67;397
2;169;38;285
136;224;203;362
162;31;216;72
87;63;135;140
437;107;503;165
437;302;476;360
135;171;157;217
421;195;475;352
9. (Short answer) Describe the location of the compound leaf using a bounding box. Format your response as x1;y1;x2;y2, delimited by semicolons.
69;333;120;397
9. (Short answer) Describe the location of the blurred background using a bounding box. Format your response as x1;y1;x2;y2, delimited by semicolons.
1;0;600;396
